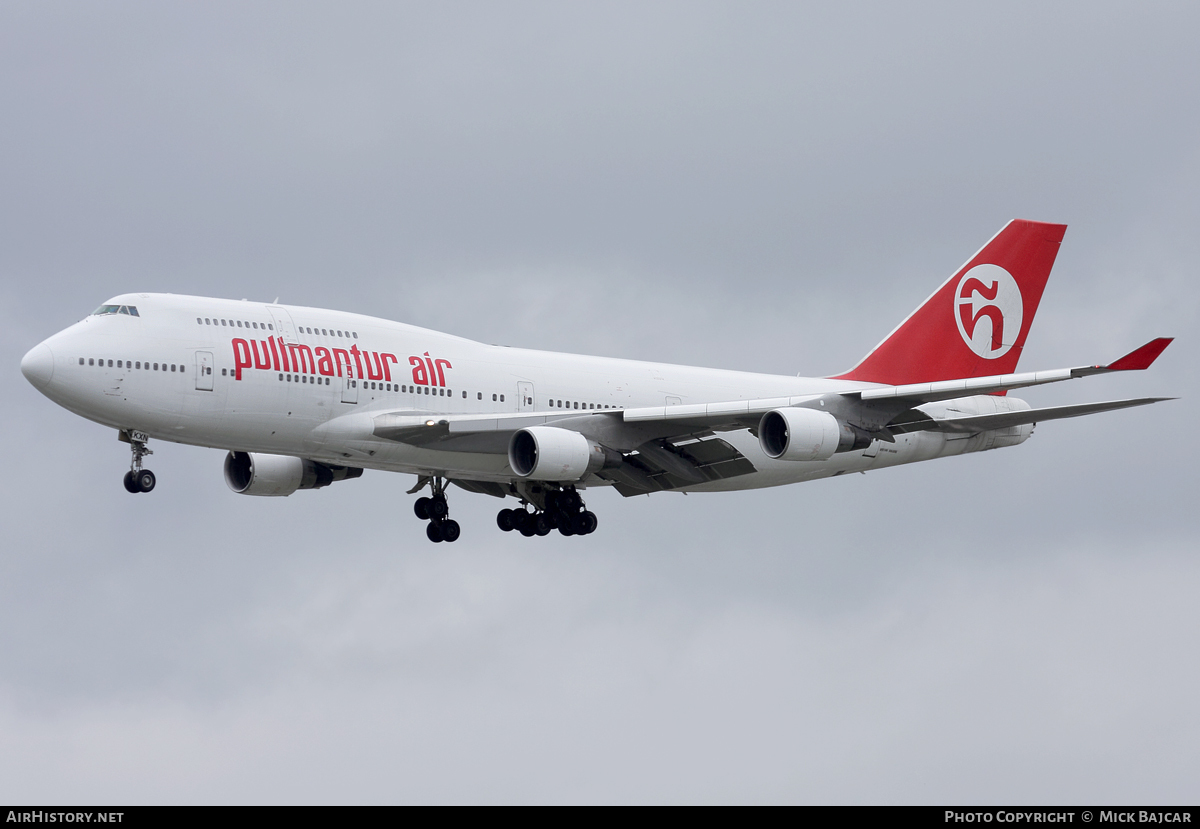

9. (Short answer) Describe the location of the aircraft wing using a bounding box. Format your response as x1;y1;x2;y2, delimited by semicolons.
617;337;1173;424
370;408;759;495
845;337;1174;404
366;338;1171;494
370;338;1172;449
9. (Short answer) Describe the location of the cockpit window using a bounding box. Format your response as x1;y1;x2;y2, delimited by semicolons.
93;305;139;316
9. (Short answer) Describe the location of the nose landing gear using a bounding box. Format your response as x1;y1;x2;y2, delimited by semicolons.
413;476;460;543
120;430;156;493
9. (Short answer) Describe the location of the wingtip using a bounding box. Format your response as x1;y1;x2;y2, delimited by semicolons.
1105;337;1173;371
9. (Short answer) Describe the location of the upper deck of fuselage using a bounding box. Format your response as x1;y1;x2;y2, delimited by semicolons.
49;291;882;404
88;292;474;346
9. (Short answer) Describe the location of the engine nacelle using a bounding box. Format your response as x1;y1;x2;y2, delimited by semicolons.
920;395;1034;454
223;451;363;496
508;426;608;481
759;407;871;461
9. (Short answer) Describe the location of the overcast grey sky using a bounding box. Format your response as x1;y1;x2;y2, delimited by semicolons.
2;1;1197;804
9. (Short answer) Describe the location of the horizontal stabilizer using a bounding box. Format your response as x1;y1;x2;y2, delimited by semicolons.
889;397;1175;435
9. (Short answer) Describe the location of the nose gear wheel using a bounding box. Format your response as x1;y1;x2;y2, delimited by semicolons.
120;430;156;493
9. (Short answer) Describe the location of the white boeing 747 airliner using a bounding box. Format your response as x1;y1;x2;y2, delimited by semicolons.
21;220;1173;543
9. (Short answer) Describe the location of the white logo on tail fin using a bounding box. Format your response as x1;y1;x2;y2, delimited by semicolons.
954;264;1023;359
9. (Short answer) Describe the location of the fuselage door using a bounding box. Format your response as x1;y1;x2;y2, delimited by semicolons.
267;306;297;343
518;381;534;412
338;352;358;404
195;351;214;391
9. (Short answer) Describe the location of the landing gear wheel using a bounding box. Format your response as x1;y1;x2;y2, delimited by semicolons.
518;513;537;537
579;511;598;535
497;509;516;532
414;477;460;542
124;432;155;493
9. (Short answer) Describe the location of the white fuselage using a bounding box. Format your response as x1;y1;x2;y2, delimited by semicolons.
25;293;1014;492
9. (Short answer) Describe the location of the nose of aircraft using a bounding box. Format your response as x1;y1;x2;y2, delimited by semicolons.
21;342;55;389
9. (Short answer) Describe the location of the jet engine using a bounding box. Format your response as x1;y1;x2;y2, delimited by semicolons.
758;407;872;461
508;426;615;481
223;451;363;496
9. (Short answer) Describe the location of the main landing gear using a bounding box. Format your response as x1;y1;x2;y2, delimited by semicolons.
413;477;460;543
497;486;598;538
121;430;156;494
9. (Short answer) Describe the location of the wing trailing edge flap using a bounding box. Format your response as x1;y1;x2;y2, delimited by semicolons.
888;397;1175;435
599;436;757;497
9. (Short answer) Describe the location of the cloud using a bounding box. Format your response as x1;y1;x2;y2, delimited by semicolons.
2;0;1197;804
1;532;1195;804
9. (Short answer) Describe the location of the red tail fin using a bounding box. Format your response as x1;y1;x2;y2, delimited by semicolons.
833;219;1067;385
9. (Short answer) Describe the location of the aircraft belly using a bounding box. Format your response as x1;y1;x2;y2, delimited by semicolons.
308;445;514;481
